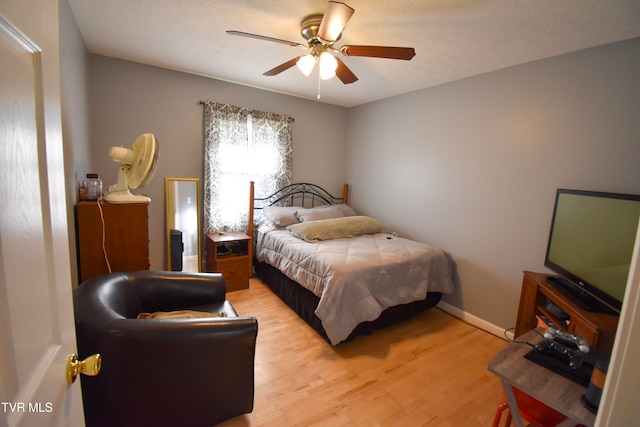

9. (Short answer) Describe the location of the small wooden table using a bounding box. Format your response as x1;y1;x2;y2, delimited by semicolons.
487;329;595;427
205;232;252;292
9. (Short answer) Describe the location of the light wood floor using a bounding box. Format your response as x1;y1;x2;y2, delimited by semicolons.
221;278;509;427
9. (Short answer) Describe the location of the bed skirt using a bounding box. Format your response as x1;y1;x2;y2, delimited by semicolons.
254;261;443;344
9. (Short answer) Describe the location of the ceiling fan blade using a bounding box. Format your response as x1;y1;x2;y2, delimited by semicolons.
335;58;358;84
318;1;355;43
340;45;416;60
263;57;303;76
226;30;305;47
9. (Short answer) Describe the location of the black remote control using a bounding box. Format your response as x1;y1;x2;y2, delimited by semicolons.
535;339;584;369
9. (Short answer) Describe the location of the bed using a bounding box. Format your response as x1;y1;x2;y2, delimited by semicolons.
248;182;454;345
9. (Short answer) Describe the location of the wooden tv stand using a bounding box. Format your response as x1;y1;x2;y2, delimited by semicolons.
515;271;619;352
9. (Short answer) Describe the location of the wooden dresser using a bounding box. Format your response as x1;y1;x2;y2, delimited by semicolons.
76;201;150;283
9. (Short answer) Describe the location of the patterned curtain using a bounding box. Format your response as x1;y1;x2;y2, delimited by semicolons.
202;101;293;234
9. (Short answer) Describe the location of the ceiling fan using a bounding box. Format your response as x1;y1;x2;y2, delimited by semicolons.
226;1;416;85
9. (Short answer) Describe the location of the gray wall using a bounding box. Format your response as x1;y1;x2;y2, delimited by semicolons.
346;37;640;330
87;56;348;271
60;0;91;287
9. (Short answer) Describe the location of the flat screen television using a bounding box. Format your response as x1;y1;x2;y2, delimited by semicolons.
544;189;640;314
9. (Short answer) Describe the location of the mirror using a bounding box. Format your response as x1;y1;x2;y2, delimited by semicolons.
165;178;201;272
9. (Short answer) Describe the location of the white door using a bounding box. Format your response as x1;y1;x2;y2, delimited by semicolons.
0;1;84;426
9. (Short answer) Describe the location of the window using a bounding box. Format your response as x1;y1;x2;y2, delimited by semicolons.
202;101;293;233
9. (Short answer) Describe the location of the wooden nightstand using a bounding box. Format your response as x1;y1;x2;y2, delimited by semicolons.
205;232;251;292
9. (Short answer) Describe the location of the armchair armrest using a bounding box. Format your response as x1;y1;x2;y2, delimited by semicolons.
103;316;257;343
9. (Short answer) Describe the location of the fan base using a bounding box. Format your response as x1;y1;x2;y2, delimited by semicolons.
103;189;150;204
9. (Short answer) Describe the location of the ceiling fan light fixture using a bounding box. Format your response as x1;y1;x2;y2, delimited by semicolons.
296;54;316;76
319;51;338;80
318;1;355;43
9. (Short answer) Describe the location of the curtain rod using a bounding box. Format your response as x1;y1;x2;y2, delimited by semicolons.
198;100;294;122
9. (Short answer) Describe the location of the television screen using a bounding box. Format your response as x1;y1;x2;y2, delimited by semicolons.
545;189;640;314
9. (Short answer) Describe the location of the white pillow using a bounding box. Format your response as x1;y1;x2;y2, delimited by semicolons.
313;203;357;217
263;206;300;227
295;206;345;222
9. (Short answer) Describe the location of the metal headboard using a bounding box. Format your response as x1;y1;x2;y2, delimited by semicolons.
251;182;348;210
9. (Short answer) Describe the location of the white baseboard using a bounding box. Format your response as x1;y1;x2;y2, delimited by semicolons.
437;301;514;341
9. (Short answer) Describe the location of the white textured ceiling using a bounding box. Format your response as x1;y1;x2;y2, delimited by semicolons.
67;0;640;108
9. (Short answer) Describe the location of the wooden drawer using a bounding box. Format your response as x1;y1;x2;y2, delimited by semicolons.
216;257;250;291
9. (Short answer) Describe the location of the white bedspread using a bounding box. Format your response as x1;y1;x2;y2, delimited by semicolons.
257;228;455;345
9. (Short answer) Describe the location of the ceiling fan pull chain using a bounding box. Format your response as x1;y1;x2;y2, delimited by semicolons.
317;70;322;100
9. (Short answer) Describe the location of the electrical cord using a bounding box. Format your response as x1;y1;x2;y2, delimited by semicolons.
96;197;112;273
503;327;544;348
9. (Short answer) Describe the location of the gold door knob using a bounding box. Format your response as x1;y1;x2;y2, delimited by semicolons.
66;353;101;385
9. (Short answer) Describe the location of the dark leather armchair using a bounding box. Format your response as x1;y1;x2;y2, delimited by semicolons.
73;271;258;427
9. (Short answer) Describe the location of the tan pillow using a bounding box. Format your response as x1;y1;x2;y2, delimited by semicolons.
137;310;227;319
286;216;385;242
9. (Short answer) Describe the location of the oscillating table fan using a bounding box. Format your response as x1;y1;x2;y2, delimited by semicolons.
103;133;159;204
